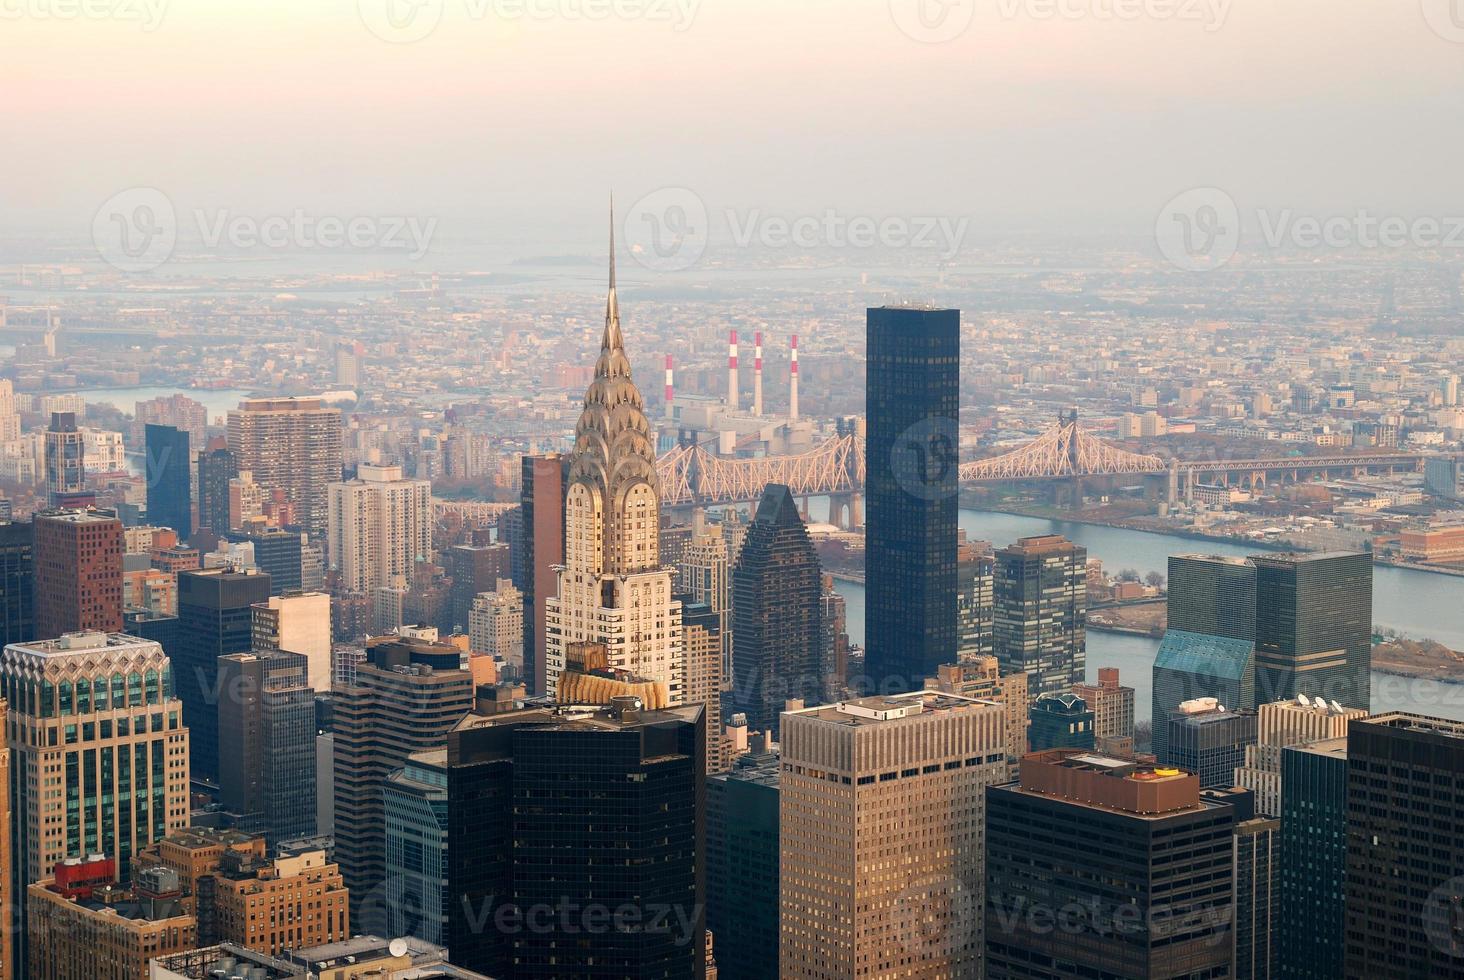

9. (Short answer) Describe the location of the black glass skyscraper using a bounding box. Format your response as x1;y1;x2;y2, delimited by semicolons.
173;567;272;783
1344;713;1464;979
1278;737;1348;980
707;752;779;980
145;423;191;540
732;484;822;733
447;702;706;979
864;306;959;693
1252;552;1371;710
234;524;303;592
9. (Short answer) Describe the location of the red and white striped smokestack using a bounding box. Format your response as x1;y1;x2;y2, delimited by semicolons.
727;330;739;412
753;331;763;416
789;334;799;421
664;355;674;419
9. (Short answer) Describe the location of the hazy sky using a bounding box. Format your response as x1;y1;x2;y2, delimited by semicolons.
5;0;1464;250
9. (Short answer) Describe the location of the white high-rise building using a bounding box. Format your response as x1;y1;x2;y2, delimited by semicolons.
252;591;334;692
544;214;683;702
469;579;524;672
327;463;432;593
0;379;20;443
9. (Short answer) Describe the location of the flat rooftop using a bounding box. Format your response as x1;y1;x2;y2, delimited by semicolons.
786;690;1000;726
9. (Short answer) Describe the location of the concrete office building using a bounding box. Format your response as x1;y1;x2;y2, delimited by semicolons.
927;658;1030;760
1235;695;1366;818
326;463;432;593
1073;666;1135;746
226;397;343;538
781;691;1008;979
251;591;332;692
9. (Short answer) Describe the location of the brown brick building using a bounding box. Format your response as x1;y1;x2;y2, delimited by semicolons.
34;510;123;639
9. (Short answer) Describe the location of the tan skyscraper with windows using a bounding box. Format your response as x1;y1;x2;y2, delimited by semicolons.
3;633;190;889
781;691;1009;979
544;215;682;701
327;463;432;593
226;397;343;537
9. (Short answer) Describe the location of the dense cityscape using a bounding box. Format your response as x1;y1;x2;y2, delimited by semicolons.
7;2;1464;979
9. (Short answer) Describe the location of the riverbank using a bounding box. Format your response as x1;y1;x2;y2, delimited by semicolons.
967;499;1464;578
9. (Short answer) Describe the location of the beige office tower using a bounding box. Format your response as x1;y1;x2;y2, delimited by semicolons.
680;526;732;690
327;463;432;593
3;632;191;955
226;397;343;537
468;579;524;670
781;691;1009;979
252;591;334;692
1235;694;1367;817
928;658;1030;761
544;216;683;702
1073;666;1136;746
227;471;265;530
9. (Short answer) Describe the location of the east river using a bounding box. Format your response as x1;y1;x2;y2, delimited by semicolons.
832;510;1464;724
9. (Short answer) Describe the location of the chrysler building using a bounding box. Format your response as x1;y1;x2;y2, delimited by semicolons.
544;210;683;701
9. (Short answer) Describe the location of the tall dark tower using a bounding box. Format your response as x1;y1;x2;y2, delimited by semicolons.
145;423;191;540
173;567;272;783
732;484;822;733
864;306;960;693
447;702;706;979
1252;552;1371;710
196;437;238;536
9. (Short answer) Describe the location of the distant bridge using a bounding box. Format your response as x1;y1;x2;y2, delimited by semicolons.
654;412;1430;510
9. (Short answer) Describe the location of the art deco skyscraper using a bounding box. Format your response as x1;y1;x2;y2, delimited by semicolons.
544;214;682;701
864;306;960;693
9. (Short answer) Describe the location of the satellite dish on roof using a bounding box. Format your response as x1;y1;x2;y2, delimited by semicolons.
1298;693;1311;706
389;938;410;958
1330;700;1344;713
